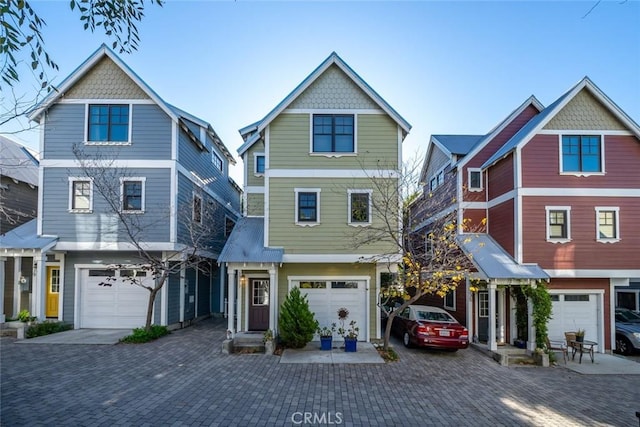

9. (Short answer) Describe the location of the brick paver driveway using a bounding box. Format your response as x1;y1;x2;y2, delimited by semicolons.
2;319;638;426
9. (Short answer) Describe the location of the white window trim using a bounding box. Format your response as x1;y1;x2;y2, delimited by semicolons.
84;103;133;145
120;177;146;213
308;113;358;157
192;192;203;223
212;151;223;172
68;177;94;213
467;168;483;192
595;206;620;243
558;133;606;176
545;206;571;243
254;152;265;176
444;289;456;310
347;189;372;227
294;188;321;227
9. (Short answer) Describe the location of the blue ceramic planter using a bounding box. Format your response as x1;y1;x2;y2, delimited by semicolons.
344;338;357;352
320;336;332;351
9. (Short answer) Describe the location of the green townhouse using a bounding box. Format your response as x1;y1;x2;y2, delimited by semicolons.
219;52;411;342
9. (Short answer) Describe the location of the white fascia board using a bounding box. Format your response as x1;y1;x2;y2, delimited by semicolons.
53;241;180;251
546;269;640;278
459;95;544;170
282;254;397;263
245;186;265;194
41;159;175;168
519;188;640;197
267;169;399;179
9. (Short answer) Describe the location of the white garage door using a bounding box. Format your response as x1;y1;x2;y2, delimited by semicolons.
296;279;366;341
547;293;598;343
79;268;151;329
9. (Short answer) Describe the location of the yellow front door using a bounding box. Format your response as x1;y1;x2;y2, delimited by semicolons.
45;267;60;318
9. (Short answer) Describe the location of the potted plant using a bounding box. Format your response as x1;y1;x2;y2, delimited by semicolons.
339;320;359;352
575;329;585;343
263;329;275;354
317;323;336;351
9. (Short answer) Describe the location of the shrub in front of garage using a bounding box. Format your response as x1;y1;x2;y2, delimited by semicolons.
120;325;170;343
278;287;317;348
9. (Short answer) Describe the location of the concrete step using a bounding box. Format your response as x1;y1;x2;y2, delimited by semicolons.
232;332;266;353
506;354;537;366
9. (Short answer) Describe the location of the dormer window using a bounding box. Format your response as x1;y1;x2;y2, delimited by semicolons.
312;114;354;153
88;104;129;143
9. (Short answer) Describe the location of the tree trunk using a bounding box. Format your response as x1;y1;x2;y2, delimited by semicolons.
382;291;426;351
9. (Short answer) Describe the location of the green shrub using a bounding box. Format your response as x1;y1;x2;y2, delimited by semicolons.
278;287;317;348
120;325;170;343
26;322;72;338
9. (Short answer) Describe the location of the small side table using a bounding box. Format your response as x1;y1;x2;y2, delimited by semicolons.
569;340;597;363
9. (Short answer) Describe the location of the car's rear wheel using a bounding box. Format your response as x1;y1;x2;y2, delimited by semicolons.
403;331;413;348
616;335;632;355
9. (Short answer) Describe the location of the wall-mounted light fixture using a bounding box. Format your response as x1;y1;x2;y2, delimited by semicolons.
240;274;246;286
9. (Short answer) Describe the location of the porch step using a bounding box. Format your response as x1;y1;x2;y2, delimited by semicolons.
232;332;265;354
506;354;537;366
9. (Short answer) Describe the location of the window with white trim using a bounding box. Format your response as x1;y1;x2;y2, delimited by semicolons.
312;114;354;153
120;178;145;212
595;207;620;242
561;135;603;173
468;168;482;191
429;169;445;191
255;154;265;175
87;104;130;143
192;194;202;223
545;206;571;242
348;190;372;226
295;188;320;226
69;178;93;213
212;152;223;171
444;289;456;310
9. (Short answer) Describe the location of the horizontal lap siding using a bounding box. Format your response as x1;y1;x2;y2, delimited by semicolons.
522;196;640;269
466;105;539;201
247;193;264;217
268;177;397;255
42;167;171;242
0;179;37;233
522;134;640;188
269;114;399;170
487;154;514;200
488;199;514;256
43;104;172;160
246;141;266;187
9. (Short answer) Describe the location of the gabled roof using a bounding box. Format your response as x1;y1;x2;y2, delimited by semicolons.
27;44;235;164
457;234;549;282
237;52;412;156
482;77;640;169
420;96;544;182
218;217;283;264
0;136;39;186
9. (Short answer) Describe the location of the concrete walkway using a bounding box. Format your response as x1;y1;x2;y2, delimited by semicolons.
280;341;384;364
562;352;640;375
17;328;132;345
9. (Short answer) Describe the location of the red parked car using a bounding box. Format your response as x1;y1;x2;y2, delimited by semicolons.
391;305;469;351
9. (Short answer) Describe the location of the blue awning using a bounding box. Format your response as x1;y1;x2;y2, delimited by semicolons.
457;234;548;282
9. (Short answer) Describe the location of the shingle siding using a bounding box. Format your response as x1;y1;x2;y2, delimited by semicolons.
64;56;149;99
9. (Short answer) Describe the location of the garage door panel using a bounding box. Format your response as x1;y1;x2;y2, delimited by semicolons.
547;293;598;342
298;279;366;341
80;269;150;329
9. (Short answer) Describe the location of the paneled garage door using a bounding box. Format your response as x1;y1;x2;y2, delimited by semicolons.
547;293;599;343
79;268;151;328
296;279;367;341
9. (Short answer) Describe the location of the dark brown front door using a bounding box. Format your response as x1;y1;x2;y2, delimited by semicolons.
249;279;269;331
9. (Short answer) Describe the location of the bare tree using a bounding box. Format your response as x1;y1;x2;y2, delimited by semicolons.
1;0;163;132
346;154;482;351
72;144;221;331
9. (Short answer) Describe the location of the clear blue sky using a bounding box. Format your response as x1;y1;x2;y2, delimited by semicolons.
4;0;640;186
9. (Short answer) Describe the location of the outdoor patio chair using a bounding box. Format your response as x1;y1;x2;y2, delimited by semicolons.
564;332;580;353
546;336;567;364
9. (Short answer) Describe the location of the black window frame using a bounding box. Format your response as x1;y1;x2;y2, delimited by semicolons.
122;180;143;212
548;210;568;239
88;104;129;142
350;192;370;224
312;114;354;153
71;180;92;210
562;135;602;173
255;155;265;174
297;192;318;223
